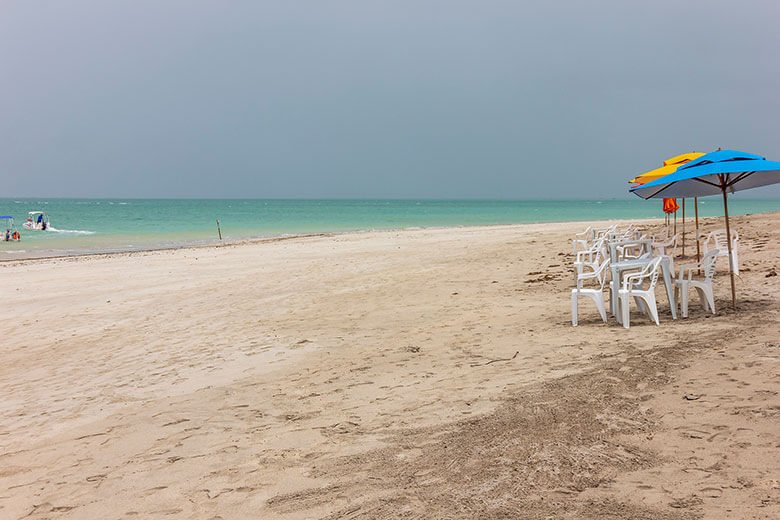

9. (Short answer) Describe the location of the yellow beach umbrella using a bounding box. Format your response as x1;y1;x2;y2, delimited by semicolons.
630;152;705;260
630;152;705;184
663;152;706;166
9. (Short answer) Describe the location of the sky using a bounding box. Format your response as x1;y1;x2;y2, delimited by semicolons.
1;1;779;199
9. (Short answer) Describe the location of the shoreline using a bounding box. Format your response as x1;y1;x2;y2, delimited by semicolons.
0;211;738;263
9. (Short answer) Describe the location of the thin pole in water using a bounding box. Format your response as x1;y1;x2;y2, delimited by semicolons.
216;219;223;241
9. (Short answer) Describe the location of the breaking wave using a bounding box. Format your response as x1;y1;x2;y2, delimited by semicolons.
47;227;96;235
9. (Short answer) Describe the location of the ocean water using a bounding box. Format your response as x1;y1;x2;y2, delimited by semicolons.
2;198;780;259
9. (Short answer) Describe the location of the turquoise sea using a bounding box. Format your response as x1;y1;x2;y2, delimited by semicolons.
2;198;780;259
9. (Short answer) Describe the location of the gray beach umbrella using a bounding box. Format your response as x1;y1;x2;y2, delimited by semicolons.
631;149;780;309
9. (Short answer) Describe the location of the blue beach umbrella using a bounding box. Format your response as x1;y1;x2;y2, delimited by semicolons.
631;149;780;308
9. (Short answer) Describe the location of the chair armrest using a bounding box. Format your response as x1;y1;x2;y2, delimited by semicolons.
677;263;698;280
576;250;598;263
577;270;600;281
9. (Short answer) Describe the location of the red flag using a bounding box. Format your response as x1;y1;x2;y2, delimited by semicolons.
662;198;679;214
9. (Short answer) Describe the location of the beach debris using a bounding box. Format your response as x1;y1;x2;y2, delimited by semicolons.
683;393;702;401
524;273;559;283
404;345;421;353
766;268;777;278
470;351;519;367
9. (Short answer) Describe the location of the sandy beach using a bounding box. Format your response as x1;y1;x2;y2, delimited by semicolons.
1;213;779;519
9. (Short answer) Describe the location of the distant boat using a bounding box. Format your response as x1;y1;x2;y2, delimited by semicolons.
1;216;21;241
23;211;50;231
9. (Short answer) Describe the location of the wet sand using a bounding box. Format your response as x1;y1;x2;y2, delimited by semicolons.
1;214;778;519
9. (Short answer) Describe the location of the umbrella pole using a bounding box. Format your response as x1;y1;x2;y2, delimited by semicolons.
722;188;736;309
695;197;701;273
682;198;686;257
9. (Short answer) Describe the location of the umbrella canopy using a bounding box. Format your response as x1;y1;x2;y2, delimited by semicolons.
631;149;780;308
631;150;780;199
663;152;707;166
629;152;705;185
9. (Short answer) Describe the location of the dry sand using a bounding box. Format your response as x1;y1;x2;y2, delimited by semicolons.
1;214;778;519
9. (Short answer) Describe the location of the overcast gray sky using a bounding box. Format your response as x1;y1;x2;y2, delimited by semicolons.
2;1;779;199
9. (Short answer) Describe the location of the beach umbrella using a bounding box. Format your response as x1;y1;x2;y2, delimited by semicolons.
631;149;780;308
631;152;705;257
630;152;705;185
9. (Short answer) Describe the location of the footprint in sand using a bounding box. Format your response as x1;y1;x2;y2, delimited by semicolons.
700;486;723;498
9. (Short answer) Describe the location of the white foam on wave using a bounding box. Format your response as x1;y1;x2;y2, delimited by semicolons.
47;226;96;235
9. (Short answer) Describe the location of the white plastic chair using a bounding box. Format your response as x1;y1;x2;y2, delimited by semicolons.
616;225;641;241
618;256;663;329
702;229;739;275
593;224;618;242
574;236;608;277
616;240;651;261
674;249;719;318
652;233;678;273
572;226;595;254
653;233;678;257
571;257;610;326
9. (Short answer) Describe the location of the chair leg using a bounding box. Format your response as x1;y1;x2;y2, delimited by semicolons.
731;249;739;276
674;285;680;314
621;292;630;329
694;287;707;312
634;296;646;316
646;293;660;325
680;282;689;318
595;294;607;323
705;286;716;315
571;291;578;326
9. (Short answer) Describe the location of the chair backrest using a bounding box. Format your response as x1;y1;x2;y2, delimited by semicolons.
575;256;610;290
702;249;719;281
708;230;728;250
649;256;663;289
595;225;617;240
583;226;594;241
595;257;611;289
587;236;608;260
638;256;663;290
